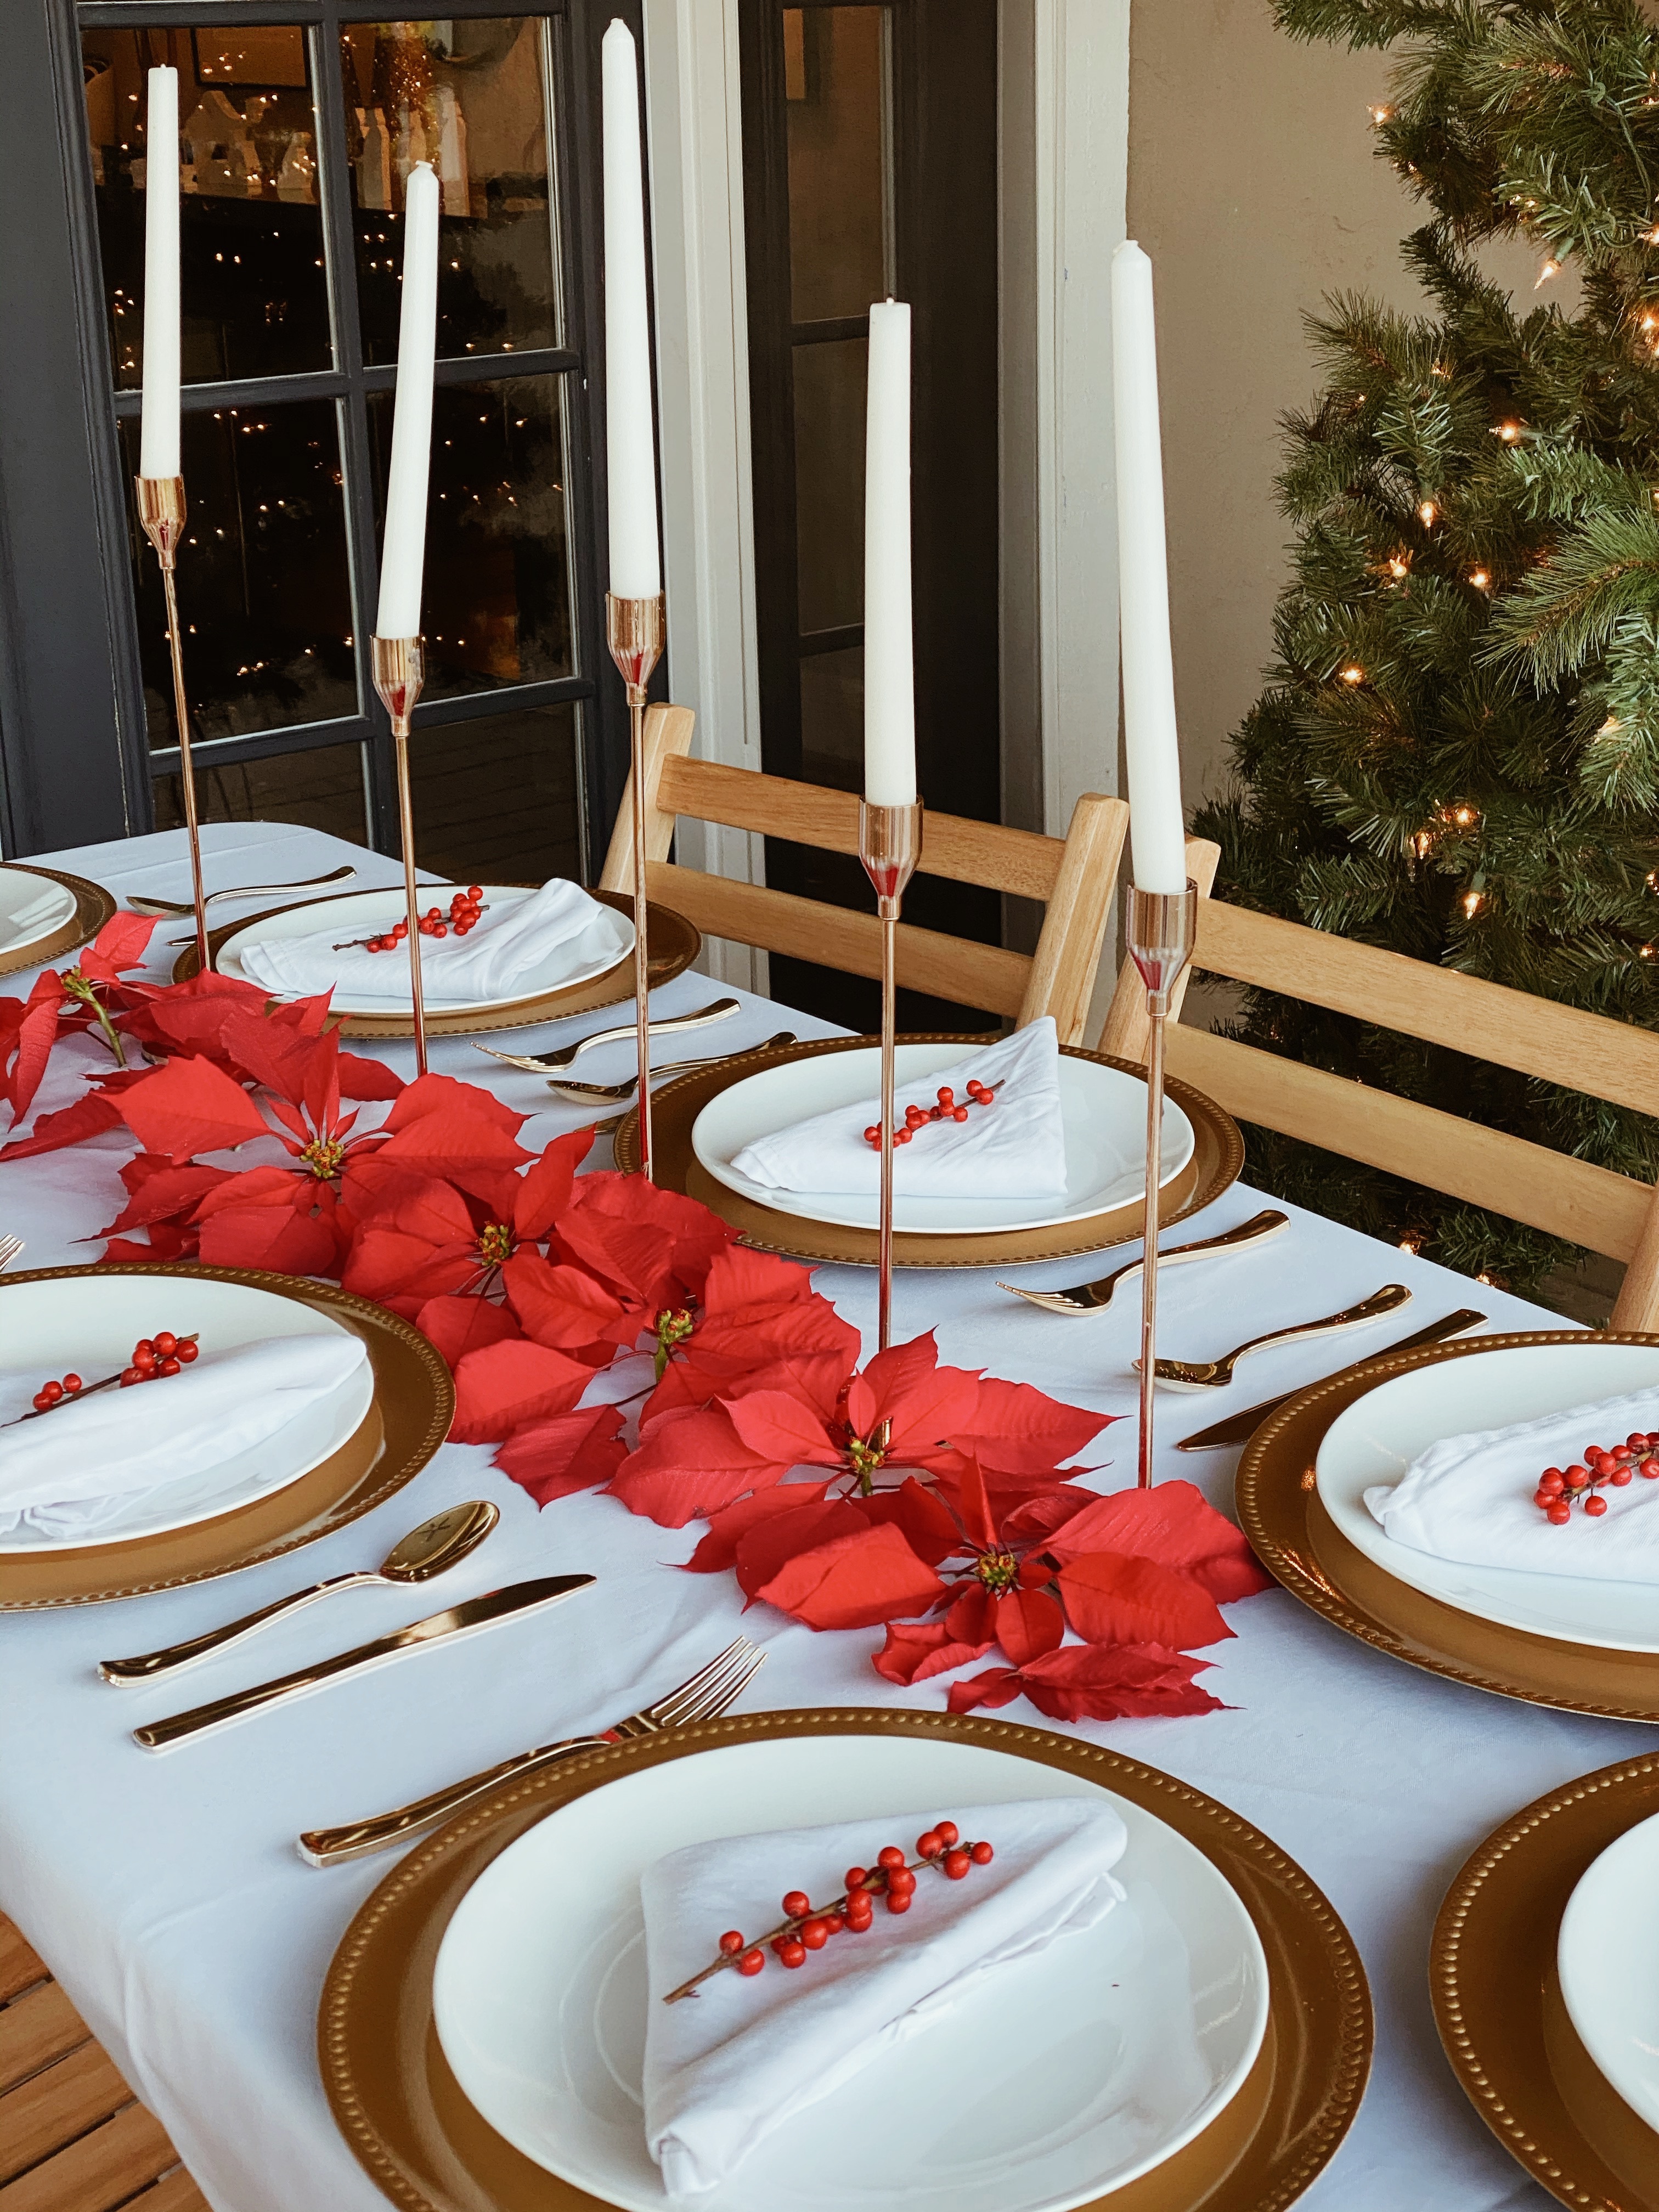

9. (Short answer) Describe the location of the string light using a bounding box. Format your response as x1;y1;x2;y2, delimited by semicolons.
1369;104;1392;125
1398;1238;1420;1255
1340;664;1365;685
1494;421;1523;442
1385;553;1410;580
1534;258;1561;288
1419;500;1438;526
1469;569;1490;590
1452;805;1477;826
1463;889;1483;917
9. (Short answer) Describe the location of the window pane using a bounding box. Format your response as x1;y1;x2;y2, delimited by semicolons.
83;26;331;388
408;706;580;883
369;375;572;698
342;20;559;365
154;741;368;846
800;645;863;792
785;8;890;323
120;403;357;746
793;337;866;633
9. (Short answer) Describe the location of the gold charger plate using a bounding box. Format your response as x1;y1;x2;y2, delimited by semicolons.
319;1707;1370;2212
0;1263;452;1610
1237;1331;1659;1722
172;888;701;1038
0;863;117;979
1434;1753;1659;2211
614;1035;1244;1267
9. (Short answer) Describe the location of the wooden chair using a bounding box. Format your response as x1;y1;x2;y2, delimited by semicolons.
1098;835;1659;1330
599;707;1128;1042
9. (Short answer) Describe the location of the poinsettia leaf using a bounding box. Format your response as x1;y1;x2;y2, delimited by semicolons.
845;1331;980;1455
101;1223;198;1265
196;1199;341;1277
501;1250;630;1350
953;1458;998;1551
723;1386;842;1469
607;1405;780;1527
560;1170;737;1306
373;1106;532;1199
78;910;160;980
956;1375;1116;1474
512;1127;594;1241
5;994;66;1122
380;1070;528;1141
99;1158;232;1235
700;1244;819;1313
1057;1548;1232;1650
494;1403;628;1505
734;1498;869;1601
336;1049;405;1102
449;1338;591;1444
414;1293;522;1368
994;1585;1065;1666
944;1583;997;1646
0;1088;127;1161
753;1520;947;1632
949;1641;1224;1722
1042;1480;1275;1603
855;1475;963;1568
216;1009;323;1108
996;1483;1102;1546
873;1618;995;1686
116;1054;270;1161
679;1481;834;1573
340;1225;476;1313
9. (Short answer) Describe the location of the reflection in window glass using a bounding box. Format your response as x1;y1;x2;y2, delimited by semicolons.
121;404;357;747
342;20;559;364
800;645;864;792
154;740;368;845
785;8;890;324
793;337;866;634
83;26;331;387
369;375;572;698
408;705;582;883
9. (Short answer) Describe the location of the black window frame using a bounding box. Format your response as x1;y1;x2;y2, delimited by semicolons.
0;0;645;867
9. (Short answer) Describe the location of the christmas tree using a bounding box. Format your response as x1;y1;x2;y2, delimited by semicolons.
1194;0;1659;1295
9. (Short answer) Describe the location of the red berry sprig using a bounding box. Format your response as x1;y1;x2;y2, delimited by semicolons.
8;1330;200;1427
864;1080;1002;1150
1533;1430;1659;1523
662;1819;995;2003
336;888;488;954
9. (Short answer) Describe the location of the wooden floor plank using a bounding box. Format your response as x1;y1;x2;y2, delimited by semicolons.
0;2102;174;2212
0;1924;47;2007
121;2169;211;2212
0;1984;87;2097
0;2041;134;2185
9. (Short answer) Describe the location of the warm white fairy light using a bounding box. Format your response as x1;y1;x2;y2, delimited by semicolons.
1463;889;1483;917
1419;499;1438;526
1534;259;1561;289
1340;664;1365;685
1370;104;1392;125
1494;421;1523;442
1386;554;1410;580
1469;569;1490;590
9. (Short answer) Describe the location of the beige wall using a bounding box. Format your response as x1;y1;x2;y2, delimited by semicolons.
1126;0;1550;812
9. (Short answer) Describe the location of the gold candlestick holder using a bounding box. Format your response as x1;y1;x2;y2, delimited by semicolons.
371;635;429;1077
1128;881;1199;1488
859;798;924;1352
135;475;209;972
607;591;667;1178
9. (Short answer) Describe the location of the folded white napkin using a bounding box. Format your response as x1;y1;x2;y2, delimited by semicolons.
1364;1385;1659;1582
0;1335;370;1539
729;1020;1069;1200
237;878;619;1006
641;1796;1127;2199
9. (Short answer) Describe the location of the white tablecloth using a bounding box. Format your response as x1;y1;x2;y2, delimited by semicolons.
0;823;1627;2212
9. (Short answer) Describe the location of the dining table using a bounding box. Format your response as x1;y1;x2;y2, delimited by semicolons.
0;818;1636;2212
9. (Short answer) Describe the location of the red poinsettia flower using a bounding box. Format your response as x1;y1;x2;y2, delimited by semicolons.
641;1245;861;1423
0;911;161;1133
945;1641;1226;1722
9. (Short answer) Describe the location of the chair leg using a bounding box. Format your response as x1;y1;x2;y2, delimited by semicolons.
1611;1181;1659;1331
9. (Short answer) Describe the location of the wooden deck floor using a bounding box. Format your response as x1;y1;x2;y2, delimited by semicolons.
1;1918;207;2212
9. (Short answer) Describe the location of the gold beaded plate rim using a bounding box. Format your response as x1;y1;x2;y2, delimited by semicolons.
1432;1752;1659;2211
1237;1330;1659;1722
0;864;117;979
0;1263;453;1609
318;1707;1371;2212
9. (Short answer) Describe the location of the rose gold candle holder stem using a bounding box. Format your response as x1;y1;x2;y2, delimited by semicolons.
135;476;208;972
371;636;428;1077
859;799;924;1352
607;592;667;1178
1128;882;1199;1488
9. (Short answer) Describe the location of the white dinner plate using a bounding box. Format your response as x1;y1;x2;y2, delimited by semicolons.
0;866;76;957
432;1731;1269;2212
1559;1808;1659;2132
690;1045;1195;1235
1316;1340;1659;1652
0;1274;374;1553
215;885;635;1017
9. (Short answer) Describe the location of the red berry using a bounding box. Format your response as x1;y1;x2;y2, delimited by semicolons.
153;1330;178;1355
61;1374;81;1393
844;1867;868;1893
1585;1494;1609;1517
893;1127;912;1144
120;1368;140;1387
770;1936;791;1956
738;1948;764;1976
782;1890;810;1920
31;1391;50;1412
952;1107;968;1121
778;1939;807;1968
1564;1465;1590;1489
1533;1489;1555;1510
1612;1467;1634;1486
800;1918;831;1950
456;921;475;936
134;1338;154;1359
864;1127;881;1144
885;1891;912;1914
433;924;448;938
885;1867;916;1896
1629;1434;1648;1451
1643;1459;1659;1480
158;1357;180;1376
719;1931;745;1955
1538;1469;1565;1495
877;1846;906;1871
1547;1503;1572;1525
41;1380;63;1403
934;1822;959;1848
177;1341;198;1362
943;1849;972;1880
845;1904;874;1932
916;1831;944;1859
468;886;483;902
970;1841;994;1865
822;1912;846;1935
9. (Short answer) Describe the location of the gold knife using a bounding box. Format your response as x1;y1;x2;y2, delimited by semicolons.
1173;1308;1487;1451
131;1573;595;1752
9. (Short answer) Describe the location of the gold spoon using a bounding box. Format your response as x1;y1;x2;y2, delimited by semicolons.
98;1499;500;1685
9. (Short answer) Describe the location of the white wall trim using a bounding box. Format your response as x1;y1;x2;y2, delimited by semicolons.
641;0;766;992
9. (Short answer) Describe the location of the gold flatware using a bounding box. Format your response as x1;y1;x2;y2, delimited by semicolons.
1145;1282;1413;1391
472;995;740;1074
297;1634;766;1864
130;863;357;916
99;1499;499;1686
0;1235;22;1273
132;1572;595;1752
999;1208;1288;1314
1176;1307;1487;1449
548;1030;799;1102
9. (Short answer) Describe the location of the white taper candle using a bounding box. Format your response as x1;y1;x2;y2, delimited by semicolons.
1111;240;1188;894
863;298;917;807
375;161;439;640
601;19;661;599
139;67;181;482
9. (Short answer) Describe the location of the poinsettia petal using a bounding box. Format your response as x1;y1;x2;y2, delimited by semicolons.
380;1070;527;1140
512;1127;593;1241
494;1403;628;1505
117;1054;270;1161
560;1170;737;1306
945;1665;1026;1714
336;1049;405;1101
1042;1480;1274;1602
753;1521;947;1632
996;1483;1101;1545
79;911;160;978
724;1386;844;1469
994;1585;1065;1666
953;1458;998;1551
501;1250;630;1350
414;1293;522;1368
449;1338;590;1444
734;1498;870;1601
680;1481;835;1573
196;1202;340;1277
0;1090;127;1161
854;1475;963;1568
955;1641;1224;1722
957;1375;1115;1474
5;986;64;1121
873;1619;995;1686
701;1245;817;1314
607;1406;782;1526
944;1583;997;1646
1057;1548;1232;1649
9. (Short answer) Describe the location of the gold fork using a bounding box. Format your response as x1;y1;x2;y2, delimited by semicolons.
1144;1283;1413;1390
296;1635;766;1865
548;1031;798;1102
999;1210;1288;1314
128;864;357;916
